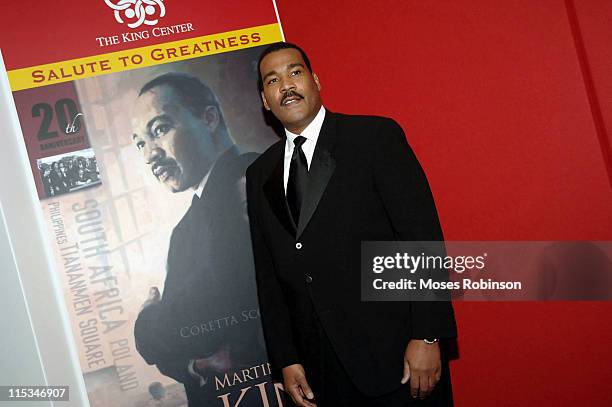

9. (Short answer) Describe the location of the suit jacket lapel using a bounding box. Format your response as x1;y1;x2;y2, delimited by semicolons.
297;112;337;238
264;143;297;236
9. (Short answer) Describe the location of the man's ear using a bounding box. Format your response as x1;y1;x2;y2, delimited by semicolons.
313;73;321;91
261;91;271;111
202;105;220;132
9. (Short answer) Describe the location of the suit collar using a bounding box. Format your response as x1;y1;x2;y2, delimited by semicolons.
263;142;297;236
264;112;338;239
193;146;239;209
296;110;337;238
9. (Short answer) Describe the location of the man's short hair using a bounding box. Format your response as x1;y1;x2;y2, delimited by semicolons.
257;42;313;91
139;72;226;128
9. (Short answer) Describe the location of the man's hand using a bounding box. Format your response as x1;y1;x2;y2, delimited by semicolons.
401;339;441;399
140;287;161;310
282;364;316;407
195;344;232;375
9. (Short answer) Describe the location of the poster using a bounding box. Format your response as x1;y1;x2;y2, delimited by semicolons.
1;1;286;406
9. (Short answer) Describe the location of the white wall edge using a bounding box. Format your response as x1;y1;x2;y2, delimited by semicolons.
0;49;89;407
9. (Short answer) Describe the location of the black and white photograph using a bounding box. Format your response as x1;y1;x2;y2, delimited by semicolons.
37;148;101;198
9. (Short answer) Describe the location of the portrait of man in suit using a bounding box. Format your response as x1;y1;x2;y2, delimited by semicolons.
246;43;457;406
130;72;266;406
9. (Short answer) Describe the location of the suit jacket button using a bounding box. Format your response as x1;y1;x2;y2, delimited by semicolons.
305;275;313;283
296;242;303;249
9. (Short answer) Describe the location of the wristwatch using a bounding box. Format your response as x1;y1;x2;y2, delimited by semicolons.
423;338;439;344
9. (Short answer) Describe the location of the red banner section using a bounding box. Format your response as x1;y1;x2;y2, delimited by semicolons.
0;0;279;70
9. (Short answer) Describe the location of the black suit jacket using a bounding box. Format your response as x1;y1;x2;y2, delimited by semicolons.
135;147;267;405
246;112;457;397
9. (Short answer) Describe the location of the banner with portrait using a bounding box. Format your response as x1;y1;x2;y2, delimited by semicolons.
1;1;286;406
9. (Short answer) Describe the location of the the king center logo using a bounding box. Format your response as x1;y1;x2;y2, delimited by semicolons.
104;0;166;29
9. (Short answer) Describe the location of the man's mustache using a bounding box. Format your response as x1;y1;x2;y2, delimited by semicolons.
281;90;304;105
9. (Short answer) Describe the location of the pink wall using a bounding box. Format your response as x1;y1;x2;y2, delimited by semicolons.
275;0;612;404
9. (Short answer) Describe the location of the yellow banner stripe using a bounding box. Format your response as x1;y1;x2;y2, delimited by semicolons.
8;23;282;91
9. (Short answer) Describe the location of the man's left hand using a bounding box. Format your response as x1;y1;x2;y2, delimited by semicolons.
401;339;441;399
140;286;161;310
195;345;232;375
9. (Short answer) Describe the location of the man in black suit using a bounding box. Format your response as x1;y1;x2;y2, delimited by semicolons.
246;43;457;406
131;73;266;406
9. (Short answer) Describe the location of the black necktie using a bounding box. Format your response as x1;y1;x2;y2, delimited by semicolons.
287;136;308;226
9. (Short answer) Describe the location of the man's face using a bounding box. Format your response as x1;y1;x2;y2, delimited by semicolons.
260;48;322;134
131;84;218;193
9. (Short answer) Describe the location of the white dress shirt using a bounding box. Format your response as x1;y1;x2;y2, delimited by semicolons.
193;166;211;199
283;106;326;194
